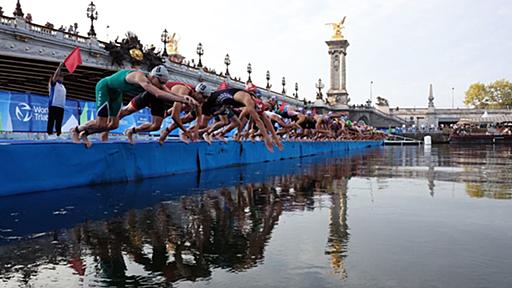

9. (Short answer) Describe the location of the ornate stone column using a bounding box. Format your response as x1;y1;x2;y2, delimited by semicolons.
326;39;350;108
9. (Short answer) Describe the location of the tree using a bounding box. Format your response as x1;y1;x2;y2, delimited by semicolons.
464;79;512;109
488;79;512;109
464;82;488;108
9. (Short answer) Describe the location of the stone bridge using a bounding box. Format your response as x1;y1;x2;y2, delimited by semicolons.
390;107;512;127
313;104;406;128
347;107;405;128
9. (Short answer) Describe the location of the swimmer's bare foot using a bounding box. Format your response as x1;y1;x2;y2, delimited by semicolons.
263;136;274;153
100;131;109;142
215;134;228;143
189;130;199;142
125;127;135;144
79;131;92;148
273;136;284;151
70;127;80;144
159;128;170;145
180;132;191;144
202;133;212;144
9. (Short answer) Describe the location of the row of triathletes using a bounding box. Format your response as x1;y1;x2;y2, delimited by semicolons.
70;65;385;152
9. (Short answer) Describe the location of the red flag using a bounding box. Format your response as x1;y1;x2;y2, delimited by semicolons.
64;47;82;74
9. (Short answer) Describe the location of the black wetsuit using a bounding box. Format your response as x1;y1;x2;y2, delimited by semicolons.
289;114;299;122
320;117;332;129
278;110;299;121
203;88;245;116
273;105;299;121
214;106;240;121
129;91;168;117
331;121;341;133
300;116;316;129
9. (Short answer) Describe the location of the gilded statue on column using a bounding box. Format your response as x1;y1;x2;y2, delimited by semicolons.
166;32;180;55
326;16;347;40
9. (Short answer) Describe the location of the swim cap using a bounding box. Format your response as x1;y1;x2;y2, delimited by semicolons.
195;82;211;96
149;65;169;82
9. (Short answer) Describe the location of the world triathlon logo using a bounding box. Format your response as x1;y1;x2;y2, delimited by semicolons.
15;102;33;122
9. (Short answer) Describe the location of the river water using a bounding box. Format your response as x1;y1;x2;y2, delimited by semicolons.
1;145;511;288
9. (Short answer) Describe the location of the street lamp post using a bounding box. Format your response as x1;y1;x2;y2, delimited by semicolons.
315;78;324;100
266;70;271;89
295;83;299;99
196;43;204;68
224;54;231;76
246;63;252;83
161;29;169;57
86;1;98;38
370;80;374;104
451;87;455;108
281;77;286;94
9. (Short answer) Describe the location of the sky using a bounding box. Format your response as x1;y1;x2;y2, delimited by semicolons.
3;0;512;107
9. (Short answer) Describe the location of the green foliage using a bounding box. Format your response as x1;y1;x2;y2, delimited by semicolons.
488;79;512;108
464;83;487;108
464;80;512;109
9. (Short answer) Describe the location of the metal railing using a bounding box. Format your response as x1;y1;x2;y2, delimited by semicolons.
385;134;422;145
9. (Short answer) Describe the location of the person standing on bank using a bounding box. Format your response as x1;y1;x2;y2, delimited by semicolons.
47;63;66;137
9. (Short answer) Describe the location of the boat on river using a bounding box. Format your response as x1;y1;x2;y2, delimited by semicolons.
449;114;512;144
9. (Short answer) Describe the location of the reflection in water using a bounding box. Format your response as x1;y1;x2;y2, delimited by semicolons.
73;185;284;286
376;145;512;199
0;149;378;287
326;178;349;279
1;145;512;287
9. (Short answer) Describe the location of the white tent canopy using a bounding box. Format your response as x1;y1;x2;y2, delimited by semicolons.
457;114;512;125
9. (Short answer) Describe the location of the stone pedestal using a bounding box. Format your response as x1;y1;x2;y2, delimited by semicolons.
326;39;349;108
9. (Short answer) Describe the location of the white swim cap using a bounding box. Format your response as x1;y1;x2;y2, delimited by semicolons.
195;82;211;96
149;65;169;82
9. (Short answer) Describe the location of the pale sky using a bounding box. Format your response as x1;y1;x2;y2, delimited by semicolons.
3;0;512;108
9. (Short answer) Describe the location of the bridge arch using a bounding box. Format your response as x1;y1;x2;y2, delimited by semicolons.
356;115;369;125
